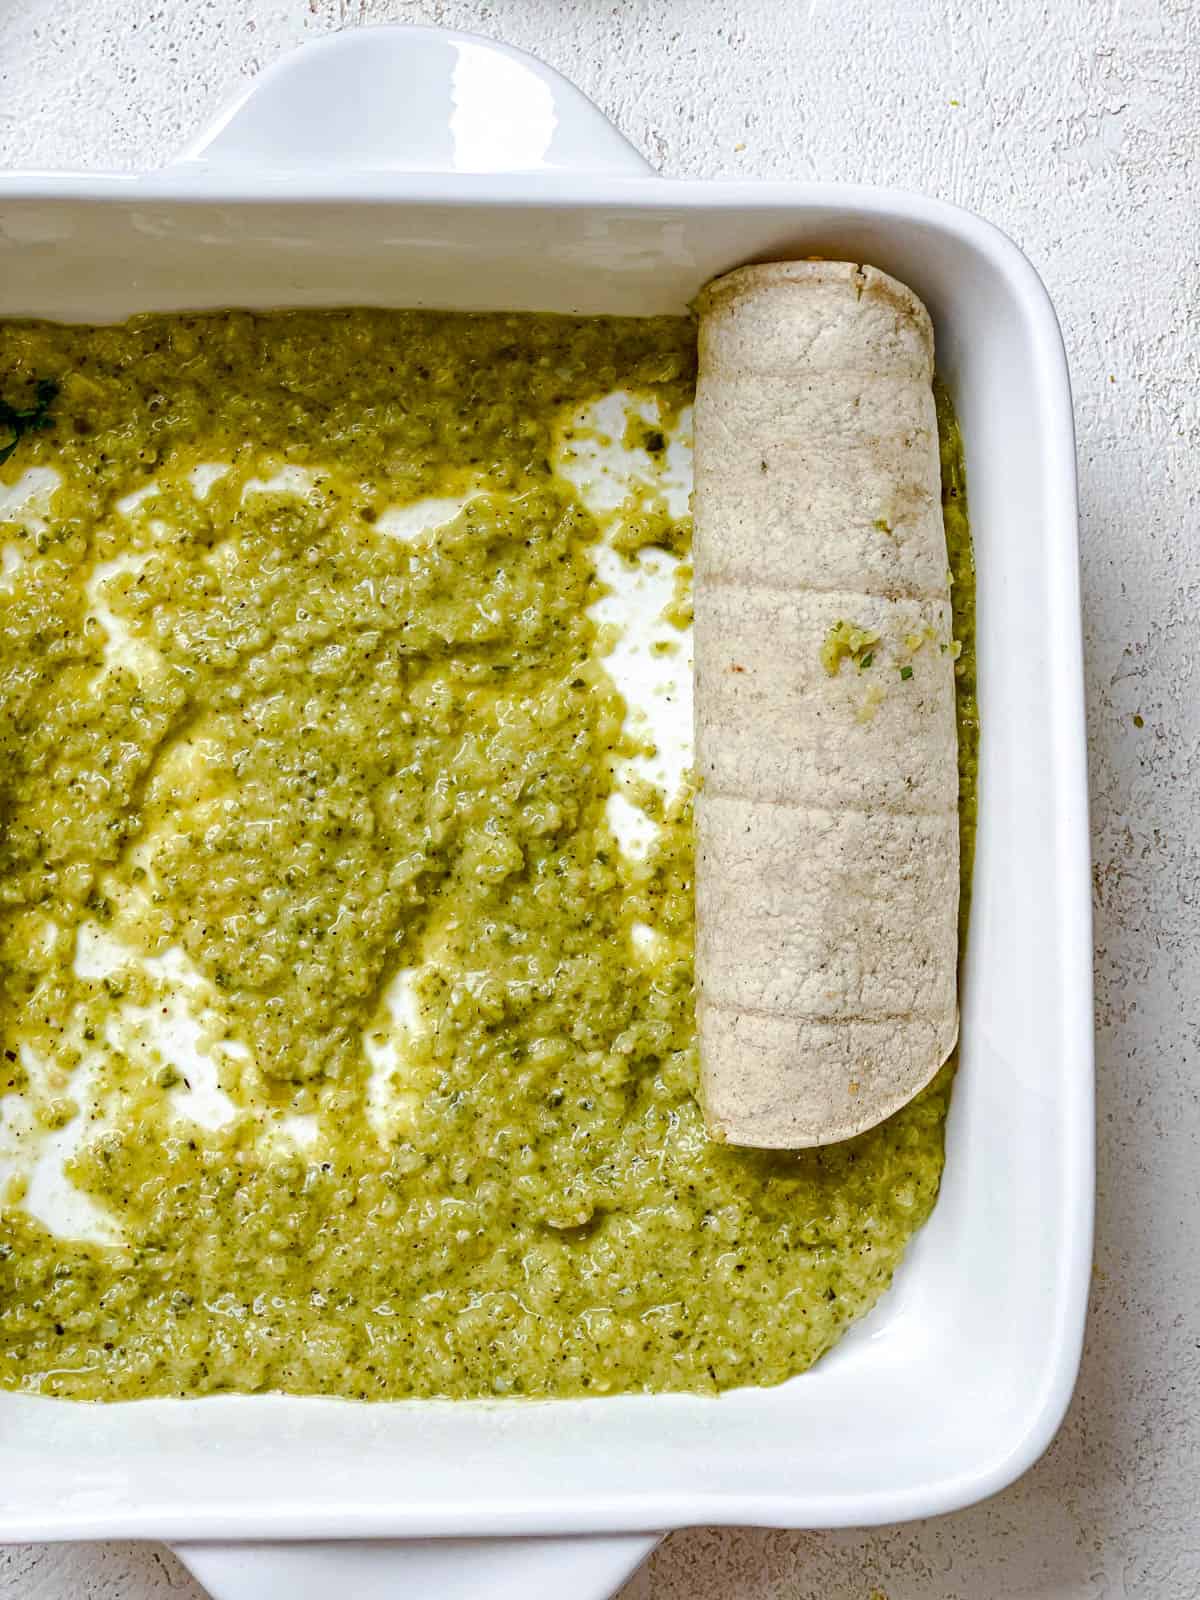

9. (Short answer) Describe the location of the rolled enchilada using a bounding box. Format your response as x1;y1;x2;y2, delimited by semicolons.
693;260;959;1148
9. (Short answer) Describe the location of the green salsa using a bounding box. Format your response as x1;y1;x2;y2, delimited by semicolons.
0;311;976;1401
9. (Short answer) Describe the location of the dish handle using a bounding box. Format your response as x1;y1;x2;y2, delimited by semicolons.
172;1532;661;1600
169;23;654;178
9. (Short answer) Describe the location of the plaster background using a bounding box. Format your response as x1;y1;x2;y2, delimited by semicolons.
1;0;1196;1594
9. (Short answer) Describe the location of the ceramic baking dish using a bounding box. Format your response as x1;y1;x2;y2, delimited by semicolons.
0;26;1092;1600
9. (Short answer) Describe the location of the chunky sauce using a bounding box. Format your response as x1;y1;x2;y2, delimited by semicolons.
0;312;975;1400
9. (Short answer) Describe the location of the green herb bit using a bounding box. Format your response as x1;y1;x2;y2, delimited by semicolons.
0;378;59;467
899;665;914;681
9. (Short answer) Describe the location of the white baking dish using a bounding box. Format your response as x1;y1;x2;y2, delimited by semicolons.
0;26;1092;1600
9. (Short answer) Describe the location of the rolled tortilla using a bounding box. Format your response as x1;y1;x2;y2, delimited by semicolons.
693;260;959;1148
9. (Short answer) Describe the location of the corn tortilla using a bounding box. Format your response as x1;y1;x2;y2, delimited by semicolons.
694;260;959;1148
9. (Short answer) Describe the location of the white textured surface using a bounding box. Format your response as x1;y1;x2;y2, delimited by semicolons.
1;1;1196;1596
